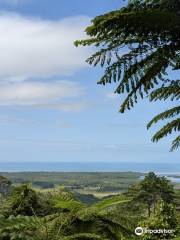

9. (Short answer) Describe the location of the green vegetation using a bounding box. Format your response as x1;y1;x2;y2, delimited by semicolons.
131;172;174;217
0;172;144;198
0;176;11;196
75;0;180;151
0;172;179;239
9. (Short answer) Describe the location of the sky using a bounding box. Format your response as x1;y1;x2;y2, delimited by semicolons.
0;0;179;164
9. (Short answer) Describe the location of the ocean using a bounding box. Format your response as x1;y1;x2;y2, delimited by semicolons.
0;162;179;174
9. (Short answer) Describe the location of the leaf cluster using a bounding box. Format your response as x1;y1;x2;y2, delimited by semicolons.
75;0;180;150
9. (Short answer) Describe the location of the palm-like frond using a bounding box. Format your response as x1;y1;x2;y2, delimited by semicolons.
151;118;180;144
150;80;180;101
147;106;180;128
0;215;41;240
92;195;131;212
171;136;180;151
147;80;180;150
0;193;136;240
148;110;180;151
48;194;135;240
54;194;86;213
75;0;180;150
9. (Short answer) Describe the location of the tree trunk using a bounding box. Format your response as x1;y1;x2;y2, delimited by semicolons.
148;204;151;217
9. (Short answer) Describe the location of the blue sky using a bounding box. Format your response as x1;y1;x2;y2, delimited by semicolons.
0;0;179;164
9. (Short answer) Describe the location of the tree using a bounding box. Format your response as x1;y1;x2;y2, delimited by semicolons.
9;185;40;216
0;176;11;196
133;172;174;217
5;185;55;217
75;0;180;151
140;200;178;239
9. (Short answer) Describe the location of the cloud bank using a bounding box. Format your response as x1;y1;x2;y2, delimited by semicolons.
0;13;91;111
0;80;86;111
0;13;91;79
0;81;83;104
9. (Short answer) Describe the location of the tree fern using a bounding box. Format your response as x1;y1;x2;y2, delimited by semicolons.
0;192;137;240
47;194;135;240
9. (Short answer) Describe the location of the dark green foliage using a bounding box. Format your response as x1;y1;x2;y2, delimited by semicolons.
9;185;39;216
0;215;41;240
47;200;134;240
140;200;178;239
75;0;180;150
5;185;55;217
50;190;134;239
0;176;11;196
131;172;174;217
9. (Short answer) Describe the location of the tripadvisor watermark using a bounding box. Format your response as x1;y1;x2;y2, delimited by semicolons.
135;227;175;236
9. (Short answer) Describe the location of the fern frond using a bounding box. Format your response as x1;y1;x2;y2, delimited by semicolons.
0;215;41;240
147;106;180;128
92;195;131;212
151;119;180;142
171;135;180;151
119;58;168;112
150;80;180;101
53;195;86;213
97;215;134;239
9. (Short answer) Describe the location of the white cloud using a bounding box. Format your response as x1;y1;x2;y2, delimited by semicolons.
0;114;74;127
35;102;89;112
0;13;91;79
0;80;84;106
0;13;91;111
0;114;37;125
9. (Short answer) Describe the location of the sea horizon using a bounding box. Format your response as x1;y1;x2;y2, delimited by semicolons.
0;161;179;174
